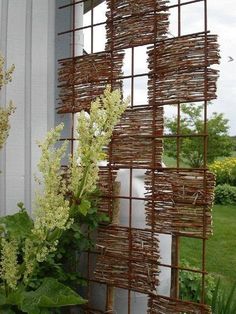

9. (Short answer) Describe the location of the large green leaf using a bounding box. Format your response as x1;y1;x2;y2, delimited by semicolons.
0;291;6;306
18;278;86;313
0;209;33;240
78;199;91;216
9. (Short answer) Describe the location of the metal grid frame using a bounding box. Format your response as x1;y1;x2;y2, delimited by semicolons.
57;0;219;313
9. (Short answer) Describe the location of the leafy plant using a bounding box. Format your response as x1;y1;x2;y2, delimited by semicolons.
0;86;128;313
211;279;236;314
214;184;236;205
0;53;15;151
214;184;236;204
209;157;236;186
164;104;233;167
179;260;216;304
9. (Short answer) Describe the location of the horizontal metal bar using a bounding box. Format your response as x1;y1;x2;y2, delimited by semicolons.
59;0;203;10
57;30;210;62
58;133;208;142
57;72;149;89
58;20;106;36
61;164;209;171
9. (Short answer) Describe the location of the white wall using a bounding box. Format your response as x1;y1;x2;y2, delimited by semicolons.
0;0;56;215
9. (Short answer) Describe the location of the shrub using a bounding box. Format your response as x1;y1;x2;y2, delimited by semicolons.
179;260;216;304
214;184;236;205
209;158;236;186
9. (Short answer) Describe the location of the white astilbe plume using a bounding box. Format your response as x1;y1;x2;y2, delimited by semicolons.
0;54;15;151
0;238;20;290
23;124;71;281
69;86;128;199
23;87;128;282
0;101;15;150
0;53;15;89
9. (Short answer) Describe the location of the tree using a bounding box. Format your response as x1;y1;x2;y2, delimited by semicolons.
164;104;233;168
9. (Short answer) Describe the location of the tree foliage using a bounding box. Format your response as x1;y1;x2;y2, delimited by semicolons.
164;104;233;168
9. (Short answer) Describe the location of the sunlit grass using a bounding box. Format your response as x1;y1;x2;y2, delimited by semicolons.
180;205;236;293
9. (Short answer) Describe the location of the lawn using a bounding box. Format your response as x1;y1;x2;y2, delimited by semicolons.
180;205;236;292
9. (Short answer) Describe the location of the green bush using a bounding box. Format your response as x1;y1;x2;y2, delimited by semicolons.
209;158;236;186
179;260;216;304
214;184;236;205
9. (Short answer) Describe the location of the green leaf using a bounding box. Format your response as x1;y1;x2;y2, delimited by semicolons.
78;199;91;216
0;291;6;306
20;278;86;313
47;228;63;242
0;209;33;240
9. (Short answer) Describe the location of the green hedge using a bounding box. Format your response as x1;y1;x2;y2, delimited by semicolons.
214;184;236;205
209;157;236;186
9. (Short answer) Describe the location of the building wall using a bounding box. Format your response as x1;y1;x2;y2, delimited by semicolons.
0;0;56;214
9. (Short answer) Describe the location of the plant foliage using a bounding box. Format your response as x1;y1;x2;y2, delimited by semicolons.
209;157;236;186
165;104;233;167
179;260;216;304
214;184;236;205
0;86;128;312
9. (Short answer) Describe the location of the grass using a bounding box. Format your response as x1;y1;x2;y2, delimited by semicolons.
163;151;236;167
180;205;236;293
163;155;187;168
163;154;236;293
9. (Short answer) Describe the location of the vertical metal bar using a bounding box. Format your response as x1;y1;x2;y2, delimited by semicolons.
70;1;79;312
127;46;134;314
170;0;181;299
106;0;115;311
201;0;208;307
91;0;94;53
71;0;76;156
106;182;121;312
151;0;158;304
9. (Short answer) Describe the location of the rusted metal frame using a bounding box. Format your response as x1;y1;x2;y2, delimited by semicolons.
60;6;164;31
170;0;181;299
106;182;120;312
168;0;204;9
127;46;135;314
55;133;206;141
99;194;211;207
86;249;208;274
61;164;210;172
201;0;208;307
60;0;104;11
105;0;116;311
88;226;208;244
59;28;208;45
58;30;210;62
59;132;208;142
58;21;106;36
59;0;203;10
59;0;92;10
57;72;148;89
86;0;94;308
91;0;94;53
61;163;210;171
87;278;208;311
59;0;203;23
56;97;208;114
148;295;210;313
70;0;77;156
66;1;79;312
150;0;158;302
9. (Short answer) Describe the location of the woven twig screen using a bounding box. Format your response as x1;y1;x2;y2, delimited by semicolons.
57;0;220;313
